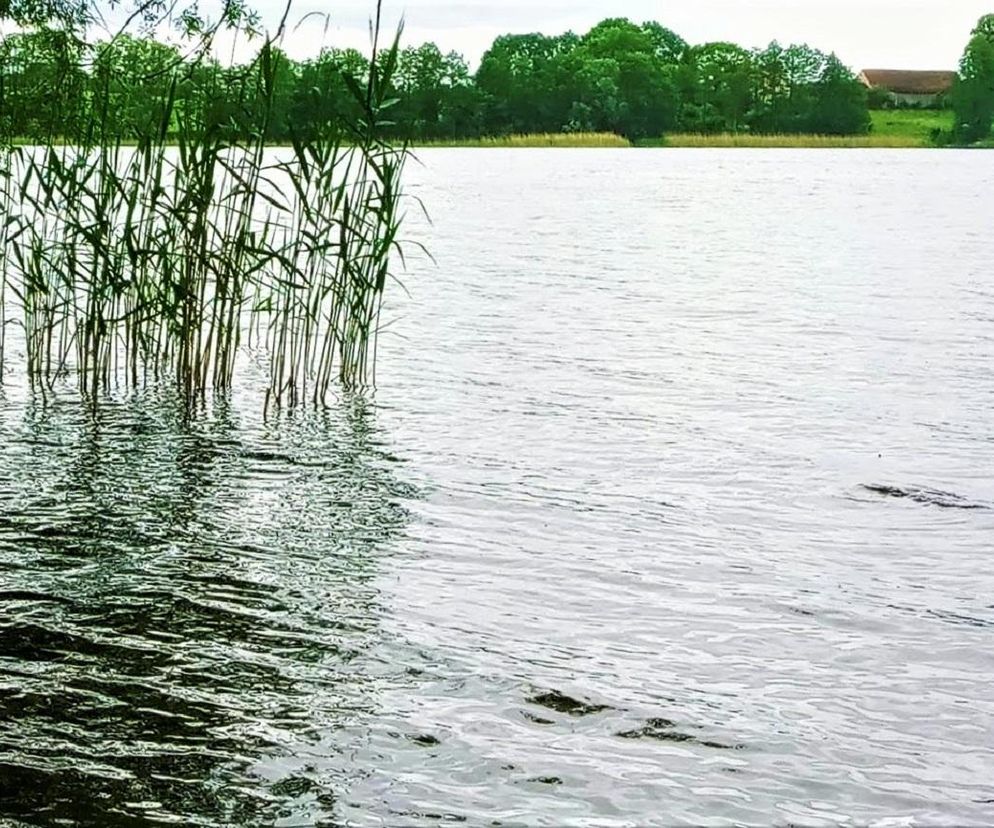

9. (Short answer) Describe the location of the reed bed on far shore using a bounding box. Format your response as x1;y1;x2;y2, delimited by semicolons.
645;133;926;148
416;132;631;148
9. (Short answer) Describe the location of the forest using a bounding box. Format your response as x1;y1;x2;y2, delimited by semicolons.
3;14;994;145
0;18;875;143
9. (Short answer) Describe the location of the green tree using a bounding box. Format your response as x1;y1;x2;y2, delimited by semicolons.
559;57;624;133
573;18;679;138
749;42;828;133
89;35;185;139
641;21;687;65
475;32;578;133
972;13;994;41
2;0;257;38
392;44;478;139
680;42;755;132
290;47;369;139
0;27;87;140
566;18;678;137
806;54;870;134
750;42;792;132
953;17;994;143
434;51;483;138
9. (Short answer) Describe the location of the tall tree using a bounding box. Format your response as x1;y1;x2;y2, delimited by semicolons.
568;18;678;137
641;21;687;65
749;42;828;133
1;0;257;36
290;47;369;139
475;32;578;133
953;16;994;143
806;54;870;135
680;42;755;132
392;44;478;139
0;27;87;140
972;13;994;41
89;35;185;139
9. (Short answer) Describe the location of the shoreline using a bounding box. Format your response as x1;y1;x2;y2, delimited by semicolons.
637;134;927;149
10;113;990;150
11;137;985;149
412;135;931;149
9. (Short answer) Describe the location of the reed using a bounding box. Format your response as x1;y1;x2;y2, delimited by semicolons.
648;133;925;148
416;132;631;148
0;2;410;407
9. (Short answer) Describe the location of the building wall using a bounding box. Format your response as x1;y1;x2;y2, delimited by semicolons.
888;91;940;107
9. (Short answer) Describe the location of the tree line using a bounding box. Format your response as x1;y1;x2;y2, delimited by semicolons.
0;18;874;143
952;14;994;142
2;15;993;144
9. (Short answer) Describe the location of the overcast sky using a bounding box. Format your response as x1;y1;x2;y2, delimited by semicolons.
224;0;988;70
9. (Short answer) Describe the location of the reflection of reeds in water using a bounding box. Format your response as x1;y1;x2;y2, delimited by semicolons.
0;387;414;824
0;7;409;407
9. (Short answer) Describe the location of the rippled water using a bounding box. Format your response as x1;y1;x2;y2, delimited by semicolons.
2;149;994;826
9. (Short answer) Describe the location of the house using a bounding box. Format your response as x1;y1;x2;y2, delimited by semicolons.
858;69;957;107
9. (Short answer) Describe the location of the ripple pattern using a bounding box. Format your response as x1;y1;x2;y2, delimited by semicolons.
2;149;994;825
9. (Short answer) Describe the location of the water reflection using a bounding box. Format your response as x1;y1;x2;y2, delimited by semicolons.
0;386;414;826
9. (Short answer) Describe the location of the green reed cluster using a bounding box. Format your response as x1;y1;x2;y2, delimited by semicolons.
0;6;409;406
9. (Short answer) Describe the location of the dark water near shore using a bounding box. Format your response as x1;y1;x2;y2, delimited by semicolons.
2;149;994;825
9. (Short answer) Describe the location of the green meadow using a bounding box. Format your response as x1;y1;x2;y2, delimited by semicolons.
869;109;954;143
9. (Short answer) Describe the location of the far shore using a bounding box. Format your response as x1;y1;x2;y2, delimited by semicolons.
412;133;928;149
10;112;992;151
412;111;977;149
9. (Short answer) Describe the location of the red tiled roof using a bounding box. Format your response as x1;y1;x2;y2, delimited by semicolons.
859;69;956;95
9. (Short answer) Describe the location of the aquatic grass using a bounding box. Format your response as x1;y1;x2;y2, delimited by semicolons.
0;2;411;406
415;132;631;148
646;133;926;148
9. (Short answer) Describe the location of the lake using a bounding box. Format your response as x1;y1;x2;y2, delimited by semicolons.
1;148;993;826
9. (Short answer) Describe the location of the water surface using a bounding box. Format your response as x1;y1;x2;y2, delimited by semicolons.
2;149;993;825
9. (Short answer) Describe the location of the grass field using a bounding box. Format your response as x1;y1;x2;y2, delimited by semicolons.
870;109;952;143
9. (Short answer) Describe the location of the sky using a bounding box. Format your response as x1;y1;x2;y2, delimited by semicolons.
218;0;990;70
